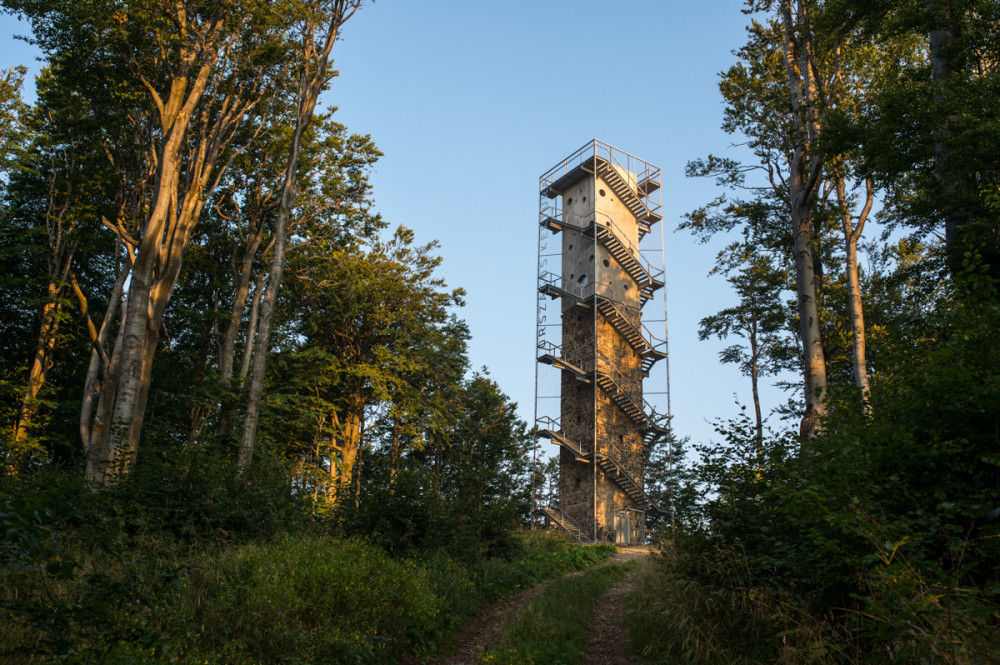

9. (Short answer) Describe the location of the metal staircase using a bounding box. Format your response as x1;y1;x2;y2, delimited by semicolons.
534;507;592;543
594;453;661;514
541;211;664;305
535;418;662;515
535;140;668;542
537;273;666;376
593;297;667;376
536;343;668;444
594;222;665;301
582;156;663;234
536;418;590;462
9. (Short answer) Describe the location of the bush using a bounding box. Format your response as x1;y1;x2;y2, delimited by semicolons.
630;264;1000;664
471;530;617;600
135;536;444;664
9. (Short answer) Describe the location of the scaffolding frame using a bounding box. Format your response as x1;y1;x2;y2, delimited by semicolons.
533;139;670;542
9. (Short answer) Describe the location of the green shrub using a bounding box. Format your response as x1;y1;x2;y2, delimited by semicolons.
147;536;444;664
471;530;617;599
631;263;1000;664
625;541;845;665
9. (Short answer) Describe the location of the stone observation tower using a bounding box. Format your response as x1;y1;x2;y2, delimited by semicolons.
533;140;669;544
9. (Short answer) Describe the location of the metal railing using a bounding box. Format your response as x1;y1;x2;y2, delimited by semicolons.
597;351;668;430
539;205;665;288
540;140;663;224
536;272;667;358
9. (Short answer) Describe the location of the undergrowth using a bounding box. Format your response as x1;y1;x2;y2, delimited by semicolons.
0;472;616;665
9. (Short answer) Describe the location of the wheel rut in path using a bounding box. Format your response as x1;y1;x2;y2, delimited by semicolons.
581;548;650;665
425;545;651;665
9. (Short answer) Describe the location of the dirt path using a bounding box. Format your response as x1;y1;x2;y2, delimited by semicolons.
581;549;650;665
424;575;555;665
426;546;652;665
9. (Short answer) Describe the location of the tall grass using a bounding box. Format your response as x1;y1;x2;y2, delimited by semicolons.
2;519;617;665
624;541;846;665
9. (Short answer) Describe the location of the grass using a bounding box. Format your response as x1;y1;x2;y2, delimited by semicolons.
477;561;634;665
1;526;618;665
623;541;841;665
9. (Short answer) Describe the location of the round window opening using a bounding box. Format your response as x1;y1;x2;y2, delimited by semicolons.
589;254;594;262
568;244;573;250
603;259;610;267
623;282;631;290
599;188;607;197
566;197;573;205
577;274;589;286
582;197;587;203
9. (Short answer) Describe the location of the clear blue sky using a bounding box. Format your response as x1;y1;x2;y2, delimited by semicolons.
1;1;793;456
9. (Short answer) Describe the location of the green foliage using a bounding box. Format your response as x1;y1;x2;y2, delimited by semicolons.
645;427;701;532
149;536;445;664
0;64;27;173
470;531;617;601
634;261;1000;663
627;539;852;665
1;456;615;664
826;0;1000;274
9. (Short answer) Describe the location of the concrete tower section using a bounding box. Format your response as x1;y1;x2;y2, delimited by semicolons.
534;140;669;544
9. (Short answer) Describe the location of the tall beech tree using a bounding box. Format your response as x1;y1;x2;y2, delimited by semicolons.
828;0;1000;276
690;3;906;434
768;0;839;435
238;0;362;474
687;9;838;435
260;227;466;502
9;0;303;482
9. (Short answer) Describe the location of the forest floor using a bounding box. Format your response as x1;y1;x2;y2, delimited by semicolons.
428;545;652;665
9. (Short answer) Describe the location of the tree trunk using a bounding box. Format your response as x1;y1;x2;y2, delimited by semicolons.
217;231;268;443
325;411;361;502
749;315;763;450
238;0;360;473
13;291;64;446
792;200;828;437
779;0;831;437
835;167;873;400
14;151;78;450
927;0;968;275
389;414;403;495
239;268;268;382
80;251;130;455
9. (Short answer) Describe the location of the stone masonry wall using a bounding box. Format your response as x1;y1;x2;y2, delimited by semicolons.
556;164;648;542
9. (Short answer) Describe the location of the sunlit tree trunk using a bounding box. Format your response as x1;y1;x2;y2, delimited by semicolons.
238;0;361;473
778;0;835;437
14;288;65;446
834;162;873;400
14;153;77;449
326;411;362;501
